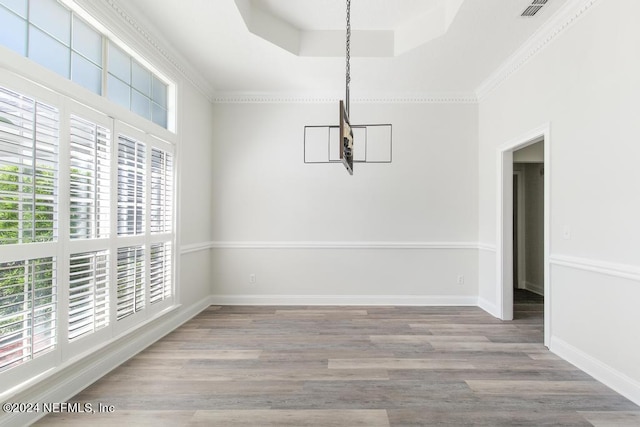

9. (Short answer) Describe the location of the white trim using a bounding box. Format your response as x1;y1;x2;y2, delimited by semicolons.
183;241;498;251
210;241;482;250
477;297;500;318
0;297;213;427
550;336;640;407
497;147;514;321
180;241;214;255
209;295;478;306
551;255;640;282
476;0;602;100
496;123;551;347
477;243;497;252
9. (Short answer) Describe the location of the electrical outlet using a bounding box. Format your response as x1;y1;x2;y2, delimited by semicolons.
457;275;465;285
249;274;256;284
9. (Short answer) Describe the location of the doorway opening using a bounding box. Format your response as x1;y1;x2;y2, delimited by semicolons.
497;125;550;347
513;144;545;333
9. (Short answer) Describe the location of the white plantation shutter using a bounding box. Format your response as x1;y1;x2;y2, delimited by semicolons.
117;135;145;236
68;251;109;341
116;246;144;320
150;242;171;303
0;76;176;389
0;86;58;244
69;115;110;239
150;148;173;234
0;257;56;371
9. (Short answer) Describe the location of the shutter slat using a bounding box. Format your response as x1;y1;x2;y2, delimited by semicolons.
116;246;144;320
0;257;56;372
117;135;145;236
69;115;110;240
150;148;173;234
150;242;171;304
68;251;109;342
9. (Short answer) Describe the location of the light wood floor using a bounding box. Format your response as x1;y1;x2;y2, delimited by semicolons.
37;293;640;426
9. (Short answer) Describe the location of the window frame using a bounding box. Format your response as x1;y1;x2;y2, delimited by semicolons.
0;57;178;392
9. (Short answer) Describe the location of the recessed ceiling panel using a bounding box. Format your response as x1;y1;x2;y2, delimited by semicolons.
239;0;464;57
252;0;438;31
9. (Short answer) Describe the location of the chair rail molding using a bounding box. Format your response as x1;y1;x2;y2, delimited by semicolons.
208;241;486;250
550;254;640;282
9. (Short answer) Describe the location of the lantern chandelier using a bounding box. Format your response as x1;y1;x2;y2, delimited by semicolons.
340;0;354;175
303;0;393;175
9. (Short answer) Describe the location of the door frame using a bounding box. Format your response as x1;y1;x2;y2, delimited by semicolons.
496;123;551;347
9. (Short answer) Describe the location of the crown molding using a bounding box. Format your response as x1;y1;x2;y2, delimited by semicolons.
73;0;215;101
476;0;602;101
211;92;478;105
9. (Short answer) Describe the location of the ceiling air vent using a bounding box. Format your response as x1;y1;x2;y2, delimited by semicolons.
521;0;548;17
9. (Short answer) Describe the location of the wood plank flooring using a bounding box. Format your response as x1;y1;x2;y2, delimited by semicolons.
36;293;640;426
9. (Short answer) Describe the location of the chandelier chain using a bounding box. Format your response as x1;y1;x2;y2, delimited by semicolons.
345;0;351;113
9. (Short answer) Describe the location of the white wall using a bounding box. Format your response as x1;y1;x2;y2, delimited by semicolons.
210;101;479;303
178;82;215;307
478;0;640;404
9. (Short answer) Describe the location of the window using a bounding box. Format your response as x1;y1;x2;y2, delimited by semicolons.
0;80;175;389
0;0;28;56
0;0;171;129
108;42;168;128
0;0;176;390
0;0;103;93
0;86;59;373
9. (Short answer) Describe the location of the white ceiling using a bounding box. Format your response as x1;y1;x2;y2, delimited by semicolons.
120;0;569;98
239;0;465;57
253;0;439;31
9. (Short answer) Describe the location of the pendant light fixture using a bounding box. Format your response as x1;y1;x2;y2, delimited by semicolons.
339;0;354;175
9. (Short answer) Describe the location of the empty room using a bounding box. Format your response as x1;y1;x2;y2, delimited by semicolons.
1;0;639;425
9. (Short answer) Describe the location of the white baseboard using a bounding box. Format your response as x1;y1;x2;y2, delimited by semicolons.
477;297;500;318
550;336;640;407
2;296;213;427
209;294;478;306
523;281;544;296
